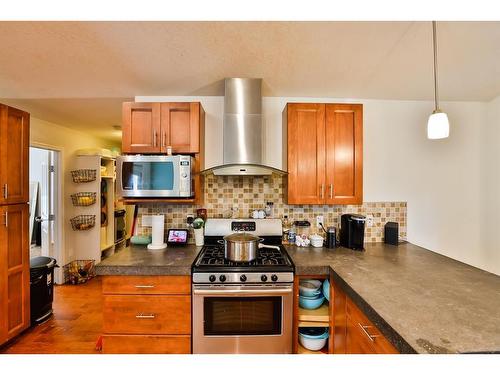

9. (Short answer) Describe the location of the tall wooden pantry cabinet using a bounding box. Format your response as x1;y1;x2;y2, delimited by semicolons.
0;103;30;345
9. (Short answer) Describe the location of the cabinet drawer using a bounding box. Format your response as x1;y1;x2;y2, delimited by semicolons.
102;276;191;295
102;335;191;354
346;299;398;354
103;295;191;335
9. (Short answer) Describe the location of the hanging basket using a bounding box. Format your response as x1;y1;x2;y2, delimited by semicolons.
70;215;96;231
71;192;97;206
71;169;96;183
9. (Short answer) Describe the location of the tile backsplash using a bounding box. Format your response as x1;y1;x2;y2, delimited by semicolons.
135;175;407;243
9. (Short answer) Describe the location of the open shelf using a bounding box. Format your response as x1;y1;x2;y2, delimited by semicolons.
298;302;329;326
298;343;328;354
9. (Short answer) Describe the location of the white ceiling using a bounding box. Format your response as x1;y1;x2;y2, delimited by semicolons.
0;21;499;141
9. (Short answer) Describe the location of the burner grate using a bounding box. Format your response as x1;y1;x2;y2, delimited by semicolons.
196;245;290;267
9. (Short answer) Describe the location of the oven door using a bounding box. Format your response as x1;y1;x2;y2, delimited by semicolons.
117;155;180;197
192;283;293;354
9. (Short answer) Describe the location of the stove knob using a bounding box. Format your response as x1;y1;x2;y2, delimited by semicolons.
261;274;268;282
240;275;247;282
271;274;278;282
219;275;226;282
209;275;216;282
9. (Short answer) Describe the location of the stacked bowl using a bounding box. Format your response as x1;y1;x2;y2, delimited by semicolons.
298;327;329;351
298;279;325;309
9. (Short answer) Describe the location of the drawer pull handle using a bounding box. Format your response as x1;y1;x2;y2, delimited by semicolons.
136;313;156;319
135;285;155;288
358;323;379;342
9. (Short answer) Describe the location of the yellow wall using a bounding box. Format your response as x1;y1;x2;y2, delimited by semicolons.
30;117;119;272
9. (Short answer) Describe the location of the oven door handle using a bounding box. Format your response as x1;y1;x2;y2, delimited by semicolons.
193;287;293;296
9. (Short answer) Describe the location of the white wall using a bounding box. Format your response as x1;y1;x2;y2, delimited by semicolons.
138;95;496;275
481;96;500;274
30;117;119;272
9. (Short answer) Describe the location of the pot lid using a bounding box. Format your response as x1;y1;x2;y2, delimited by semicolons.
223;232;261;242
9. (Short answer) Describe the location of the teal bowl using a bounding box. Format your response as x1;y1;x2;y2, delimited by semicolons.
322;279;330;302
299;294;325;309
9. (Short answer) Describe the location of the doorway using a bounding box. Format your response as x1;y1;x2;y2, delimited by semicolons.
29;146;62;281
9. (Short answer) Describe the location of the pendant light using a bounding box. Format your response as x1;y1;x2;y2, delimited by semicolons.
427;21;450;139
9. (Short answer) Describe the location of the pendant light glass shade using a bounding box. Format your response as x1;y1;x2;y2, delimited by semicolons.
427;21;449;139
427;110;449;139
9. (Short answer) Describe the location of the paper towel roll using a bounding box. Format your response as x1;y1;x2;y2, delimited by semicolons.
148;214;167;250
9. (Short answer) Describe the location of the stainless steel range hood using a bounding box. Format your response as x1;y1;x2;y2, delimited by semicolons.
202;78;286;176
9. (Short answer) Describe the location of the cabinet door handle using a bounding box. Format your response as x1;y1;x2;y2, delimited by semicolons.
134;285;155;289
3;184;7;199
135;313;156;319
163;132;167;147
358;323;379;342
329;184;333;199
320;184;325;199
154;131;158;147
4;212;8;227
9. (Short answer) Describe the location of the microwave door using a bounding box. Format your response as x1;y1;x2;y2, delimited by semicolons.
120;158;180;197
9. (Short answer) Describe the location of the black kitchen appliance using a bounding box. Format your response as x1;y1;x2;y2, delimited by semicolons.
30;256;57;325
340;214;366;250
384;222;399;245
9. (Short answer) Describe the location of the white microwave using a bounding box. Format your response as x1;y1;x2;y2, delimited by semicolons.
116;155;194;198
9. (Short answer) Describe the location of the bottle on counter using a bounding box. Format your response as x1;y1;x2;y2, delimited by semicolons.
287;221;296;245
282;215;290;243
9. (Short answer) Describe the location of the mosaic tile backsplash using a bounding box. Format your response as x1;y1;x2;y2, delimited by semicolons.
136;175;407;244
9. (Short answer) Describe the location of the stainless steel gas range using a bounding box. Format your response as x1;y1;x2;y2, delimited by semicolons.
191;218;295;354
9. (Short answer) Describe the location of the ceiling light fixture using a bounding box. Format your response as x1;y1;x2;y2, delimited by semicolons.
427;21;450;139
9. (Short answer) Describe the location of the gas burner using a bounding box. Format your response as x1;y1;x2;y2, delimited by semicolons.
191;218;295;284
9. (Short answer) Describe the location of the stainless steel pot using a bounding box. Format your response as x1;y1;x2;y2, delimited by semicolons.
218;232;280;262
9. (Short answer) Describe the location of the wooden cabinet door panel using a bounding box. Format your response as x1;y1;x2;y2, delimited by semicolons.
0;204;30;343
102;275;191;295
286;103;326;204
122;102;161;153
0;105;29;205
102;335;191;354
160;103;200;153
325;104;363;204
346;314;377;354
103;295;191;335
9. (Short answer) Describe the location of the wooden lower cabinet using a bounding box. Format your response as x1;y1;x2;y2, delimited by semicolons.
102;335;191;354
102;275;191;354
332;276;398;354
0;203;30;345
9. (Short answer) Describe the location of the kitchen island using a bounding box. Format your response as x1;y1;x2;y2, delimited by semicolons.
95;242;500;354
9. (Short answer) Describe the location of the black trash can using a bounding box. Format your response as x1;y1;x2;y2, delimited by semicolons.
30;256;57;325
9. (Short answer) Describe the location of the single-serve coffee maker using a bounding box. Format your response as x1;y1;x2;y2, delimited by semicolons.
340;214;366;250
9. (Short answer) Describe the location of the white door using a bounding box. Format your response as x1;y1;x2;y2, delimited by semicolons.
40;150;55;257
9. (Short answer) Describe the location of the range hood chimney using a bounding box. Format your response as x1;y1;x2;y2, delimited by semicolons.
202;78;286;176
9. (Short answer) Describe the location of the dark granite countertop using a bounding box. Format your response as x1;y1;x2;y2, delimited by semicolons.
95;241;500;354
95;244;201;276
286;243;500;354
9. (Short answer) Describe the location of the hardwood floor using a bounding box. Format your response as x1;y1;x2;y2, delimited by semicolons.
1;277;102;354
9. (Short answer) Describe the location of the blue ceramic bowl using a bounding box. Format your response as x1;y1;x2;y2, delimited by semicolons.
322;279;330;302
299;294;325;309
299;279;322;297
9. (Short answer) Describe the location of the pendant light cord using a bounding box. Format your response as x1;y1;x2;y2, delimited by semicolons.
432;21;439;112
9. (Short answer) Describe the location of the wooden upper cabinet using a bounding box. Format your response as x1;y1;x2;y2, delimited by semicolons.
0;105;29;205
122;102;203;154
122;102;161;153
160;103;201;153
286;103;326;204
0;203;30;344
325;104;363;205
284;102;363;205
